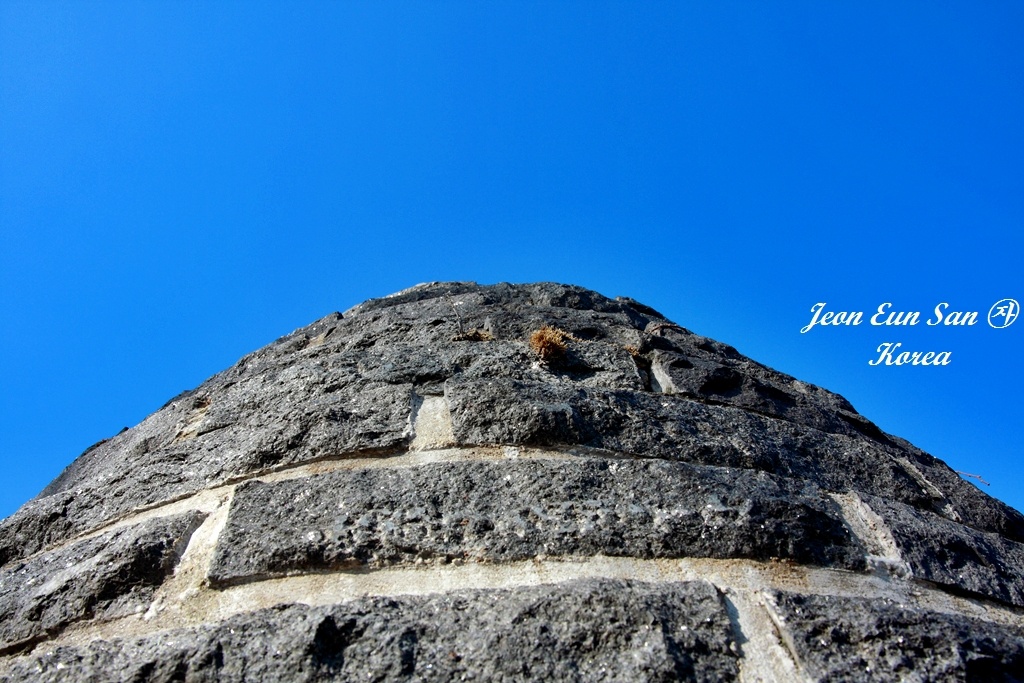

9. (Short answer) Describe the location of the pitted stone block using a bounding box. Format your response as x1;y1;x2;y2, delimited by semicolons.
772;590;1024;682
208;458;864;585
861;494;1024;607
1;579;739;682
0;511;205;653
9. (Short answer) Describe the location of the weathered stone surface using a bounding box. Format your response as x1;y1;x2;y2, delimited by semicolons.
0;377;411;569
772;591;1024;682
3;281;1024;681
444;377;993;528
863;494;1024;607
885;434;1024;546
4;282;1021;568
208;459;863;585
0;361;413;568
1;579;739;682
0;511;205;653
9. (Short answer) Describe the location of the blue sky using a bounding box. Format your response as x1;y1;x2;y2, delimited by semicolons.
1;2;1021;519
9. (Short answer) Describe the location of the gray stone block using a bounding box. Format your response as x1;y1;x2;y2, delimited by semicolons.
1;579;739;682
444;376;964;521
208;459;864;585
0;511;205;653
864;495;1024;607
0;363;412;568
772;590;1024;682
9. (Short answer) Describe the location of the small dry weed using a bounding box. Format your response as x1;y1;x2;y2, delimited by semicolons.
452;329;495;342
530;325;573;362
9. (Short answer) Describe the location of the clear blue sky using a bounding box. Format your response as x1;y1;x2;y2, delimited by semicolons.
1;2;1021;519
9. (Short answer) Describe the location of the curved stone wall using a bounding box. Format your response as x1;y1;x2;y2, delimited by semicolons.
1;282;1022;681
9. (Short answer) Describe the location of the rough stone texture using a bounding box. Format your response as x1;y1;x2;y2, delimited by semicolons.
0;367;411;568
1;579;739;683
2;281;1023;681
4;282;1021;568
863;494;1024;607
0;511;205;653
772;591;1024;682
445;377;947;515
209;459;864;585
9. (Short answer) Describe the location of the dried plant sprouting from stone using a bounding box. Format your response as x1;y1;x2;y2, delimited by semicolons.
445;292;465;336
452;329;495;342
445;292;495;341
529;325;573;363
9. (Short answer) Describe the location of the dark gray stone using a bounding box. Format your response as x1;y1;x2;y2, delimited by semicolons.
208;459;864;586
886;435;1024;547
863;495;1024;607
444;377;971;523
0;511;205;654
3;281;1021;583
3;281;1024;681
0;353;413;567
0;579;739;683
772;590;1024;682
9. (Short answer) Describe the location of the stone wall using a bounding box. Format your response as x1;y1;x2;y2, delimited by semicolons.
2;283;1022;681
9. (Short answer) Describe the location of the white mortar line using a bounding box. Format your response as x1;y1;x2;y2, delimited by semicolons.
142;491;235;627
19;554;1024;660
18;485;233;560
758;593;811;680
210;555;1024;629
830;491;911;579
725;589;808;683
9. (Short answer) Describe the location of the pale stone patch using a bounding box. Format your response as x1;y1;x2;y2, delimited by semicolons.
725;590;808;683
410;395;455;450
830;491;912;578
